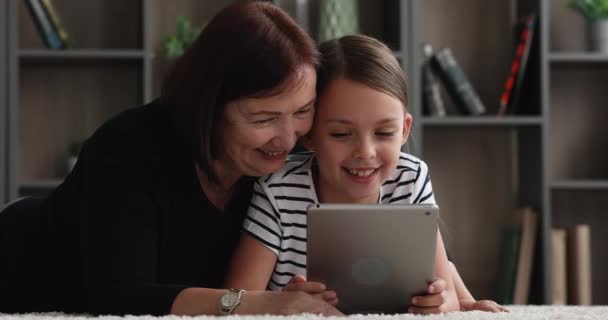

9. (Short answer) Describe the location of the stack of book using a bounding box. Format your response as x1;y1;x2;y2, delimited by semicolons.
495;207;593;305
422;13;537;117
422;44;486;117
551;224;593;305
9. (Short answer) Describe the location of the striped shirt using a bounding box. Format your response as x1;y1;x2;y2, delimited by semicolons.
242;152;436;291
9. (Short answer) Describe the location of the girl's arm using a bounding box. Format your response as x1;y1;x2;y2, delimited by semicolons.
224;233;278;290
449;261;475;306
450;262;509;312
408;230;460;314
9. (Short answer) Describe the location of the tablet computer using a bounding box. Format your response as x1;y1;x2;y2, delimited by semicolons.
306;203;438;314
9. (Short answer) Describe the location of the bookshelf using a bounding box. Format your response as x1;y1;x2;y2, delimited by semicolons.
1;0;607;306
5;0;150;200
546;0;608;305
410;0;608;305
411;0;547;303
3;0;239;200
1;0;7;205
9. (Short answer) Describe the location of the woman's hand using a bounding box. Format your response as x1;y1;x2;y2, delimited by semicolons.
460;299;509;312
283;275;339;306
408;278;460;314
237;290;343;316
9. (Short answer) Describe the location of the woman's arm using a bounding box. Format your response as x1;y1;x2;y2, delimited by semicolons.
224;233;278;290
170;287;342;316
219;233;340;314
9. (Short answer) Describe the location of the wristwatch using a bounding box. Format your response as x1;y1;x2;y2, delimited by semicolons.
219;288;246;315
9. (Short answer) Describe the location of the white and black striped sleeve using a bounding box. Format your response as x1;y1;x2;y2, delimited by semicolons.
242;180;282;256
412;161;436;204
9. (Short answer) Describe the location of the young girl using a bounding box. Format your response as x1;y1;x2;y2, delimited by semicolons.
226;35;506;314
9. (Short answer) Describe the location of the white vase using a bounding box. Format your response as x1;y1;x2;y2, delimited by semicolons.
588;20;608;53
317;0;359;42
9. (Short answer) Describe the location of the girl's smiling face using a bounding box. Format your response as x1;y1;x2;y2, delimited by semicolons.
304;77;412;204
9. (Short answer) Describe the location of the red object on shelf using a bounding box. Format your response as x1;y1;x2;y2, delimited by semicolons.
497;14;536;117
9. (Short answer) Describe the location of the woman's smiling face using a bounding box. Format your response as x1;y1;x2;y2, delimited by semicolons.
219;66;317;179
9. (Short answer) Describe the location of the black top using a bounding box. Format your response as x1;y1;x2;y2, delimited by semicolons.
0;99;253;315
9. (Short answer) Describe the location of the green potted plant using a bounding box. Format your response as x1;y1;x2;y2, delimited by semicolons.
568;0;608;52
164;16;201;60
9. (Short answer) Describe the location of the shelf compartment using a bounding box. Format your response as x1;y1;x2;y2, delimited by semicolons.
357;0;402;51
552;190;608;304
17;61;141;181
150;0;239;96
550;64;608;181
549;0;589;53
419;0;517;115
300;0;402;50
422;126;543;300
552;180;608;190
19;0;142;49
19;49;148;60
421;116;543;127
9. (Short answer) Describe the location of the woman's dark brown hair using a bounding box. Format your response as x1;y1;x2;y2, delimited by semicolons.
163;1;318;183
317;35;407;109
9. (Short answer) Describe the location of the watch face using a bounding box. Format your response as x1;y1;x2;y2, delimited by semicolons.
221;292;239;307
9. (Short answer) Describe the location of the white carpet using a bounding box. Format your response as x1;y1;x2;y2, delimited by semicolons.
2;306;608;320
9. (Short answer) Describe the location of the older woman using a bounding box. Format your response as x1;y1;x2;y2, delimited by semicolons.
0;2;338;316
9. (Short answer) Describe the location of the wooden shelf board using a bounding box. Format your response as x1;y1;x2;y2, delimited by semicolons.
421;116;544;127
550;52;608;63
552;180;608;190
18;49;149;60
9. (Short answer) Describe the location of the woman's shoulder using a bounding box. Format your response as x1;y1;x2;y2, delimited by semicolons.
91;99;171;143
82;99;176;156
76;98;186;176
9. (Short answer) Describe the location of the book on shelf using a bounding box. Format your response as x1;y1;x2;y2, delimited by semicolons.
568;224;592;305
421;43;446;117
497;13;536;117
41;0;69;46
551;228;568;305
494;207;538;305
430;47;486;116
512;207;538;304
24;0;69;49
495;223;521;304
